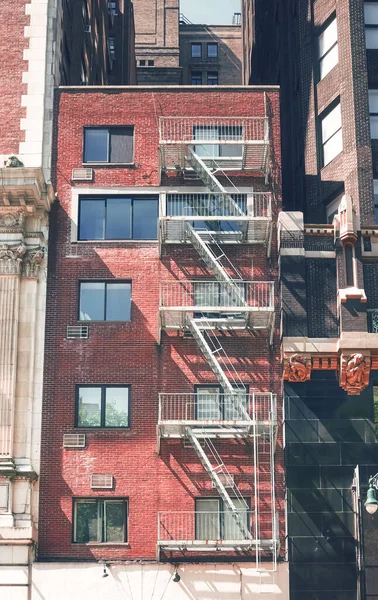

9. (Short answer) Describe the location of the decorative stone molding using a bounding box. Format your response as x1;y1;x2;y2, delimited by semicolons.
0;243;26;274
284;354;312;383
22;248;44;278
339;353;371;395
0;212;25;228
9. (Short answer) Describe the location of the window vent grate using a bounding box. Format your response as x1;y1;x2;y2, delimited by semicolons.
91;474;114;489
212;474;235;488
72;168;93;181
63;434;86;448
67;326;88;339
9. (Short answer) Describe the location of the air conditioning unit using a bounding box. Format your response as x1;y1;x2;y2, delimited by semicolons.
72;168;93;181
84;25;91;33
91;474;114;489
63;434;86;448
67;326;89;340
212;473;235;488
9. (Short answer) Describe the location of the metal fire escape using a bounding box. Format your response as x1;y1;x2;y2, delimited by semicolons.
158;116;277;560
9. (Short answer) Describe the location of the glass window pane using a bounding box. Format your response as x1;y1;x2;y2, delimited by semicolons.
80;282;105;320
105;283;131;321
75;501;100;542
79;199;105;240
197;387;221;420
194;125;220;158
133;199;158;239
109;128;133;163
105;387;129;427
365;28;378;49
104;501;125;542
191;72;202;85
319;44;338;79
195;499;220;540
223;498;249;540
323;128;343;165
365;3;378;25
369;90;378;113
318;19;337;58
77;387;102;427
371;116;378;138
321;104;341;143
208;43;218;58
191;43;202;58
207;73;218;86
106;198;132;239
84;129;109;162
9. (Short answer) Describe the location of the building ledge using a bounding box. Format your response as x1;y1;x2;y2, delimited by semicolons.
0;166;54;211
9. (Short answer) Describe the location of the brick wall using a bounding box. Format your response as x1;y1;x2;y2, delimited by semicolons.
39;87;284;561
0;0;29;156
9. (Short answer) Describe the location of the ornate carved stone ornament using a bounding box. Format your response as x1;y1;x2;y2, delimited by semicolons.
339;353;371;395
0;243;26;274
22;248;44;278
284;354;312;383
0;212;24;228
4;155;24;168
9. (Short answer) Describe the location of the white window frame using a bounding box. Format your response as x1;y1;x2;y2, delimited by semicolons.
320;101;343;167
318;16;338;80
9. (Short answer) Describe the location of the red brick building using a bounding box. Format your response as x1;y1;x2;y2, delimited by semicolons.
36;86;288;595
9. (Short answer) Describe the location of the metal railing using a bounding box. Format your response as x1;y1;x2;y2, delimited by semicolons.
160;280;274;310
165;192;272;219
158;510;253;543
159;117;269;145
159;393;276;424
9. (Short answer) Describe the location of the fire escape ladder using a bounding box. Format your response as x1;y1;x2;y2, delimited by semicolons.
185;426;252;540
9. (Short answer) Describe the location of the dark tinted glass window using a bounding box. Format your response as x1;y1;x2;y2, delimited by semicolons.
191;71;202;85
207;72;218;86
84;127;133;163
191;43;202;58
79;281;131;321
79;196;158;240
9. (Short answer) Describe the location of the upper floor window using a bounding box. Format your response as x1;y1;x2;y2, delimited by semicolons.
191;43;202;58
76;385;130;428
207;72;218;86
207;42;218;58
79;281;131;321
78;196;158;240
369;90;378;138
365;2;378;49
318;16;338;80
195;498;250;541
191;71;202;85
320;101;343;166
73;498;128;543
83;127;134;164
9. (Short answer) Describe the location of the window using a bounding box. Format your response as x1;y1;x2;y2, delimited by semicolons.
76;385;130;428
318;16;338;80
196;385;249;421
139;60;146;66
320;101;343;166
369;90;378;139
207;72;218;86
195;498;250;541
365;2;378;49
83;127;134;164
108;37;116;60
191;43;202;58
193;125;243;159
191;71;202;85
148;59;154;66
79;281;131;321
344;244;355;287
207;42;218;58
73;498;127;543
78;196;158;240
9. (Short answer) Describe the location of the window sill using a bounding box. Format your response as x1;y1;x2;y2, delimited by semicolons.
73;542;130;547
75;239;158;243
82;163;135;168
74;427;131;431
77;321;132;324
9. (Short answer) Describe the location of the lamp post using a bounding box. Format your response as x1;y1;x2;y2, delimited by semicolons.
365;474;378;515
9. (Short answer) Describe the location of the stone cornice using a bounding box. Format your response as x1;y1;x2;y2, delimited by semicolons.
0;167;54;212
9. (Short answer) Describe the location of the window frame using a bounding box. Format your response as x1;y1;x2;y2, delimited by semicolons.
191;71;202;85
73;498;128;544
319;99;343;168
369;89;378;139
207;42;218;58
78;280;132;322
191;42;202;58
207;72;219;86
317;14;338;81
83;126;134;165
194;497;251;541
365;2;378;49
75;384;131;429
77;195;159;241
